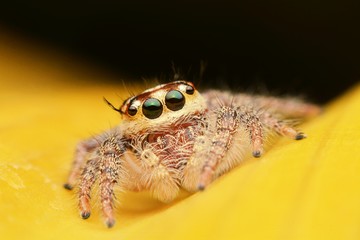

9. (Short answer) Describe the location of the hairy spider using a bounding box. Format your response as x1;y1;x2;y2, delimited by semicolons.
64;80;320;228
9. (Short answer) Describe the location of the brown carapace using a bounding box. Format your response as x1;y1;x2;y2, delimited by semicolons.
64;80;320;228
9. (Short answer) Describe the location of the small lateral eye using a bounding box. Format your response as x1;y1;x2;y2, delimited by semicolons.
185;85;194;95
127;105;138;116
142;98;163;119
165;90;185;111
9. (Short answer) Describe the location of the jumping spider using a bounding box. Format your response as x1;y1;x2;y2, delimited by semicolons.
64;80;320;228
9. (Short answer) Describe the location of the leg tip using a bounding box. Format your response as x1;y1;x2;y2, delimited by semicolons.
295;132;306;140
252;150;262;158
197;184;206;191
106;219;116;228
81;211;91;219
63;183;73;190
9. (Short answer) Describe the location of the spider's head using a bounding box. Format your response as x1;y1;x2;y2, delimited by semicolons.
115;81;206;136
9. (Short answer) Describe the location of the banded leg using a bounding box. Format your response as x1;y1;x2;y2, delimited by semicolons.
98;137;125;228
182;136;211;192
238;106;264;157
79;158;99;219
64;138;99;190
197;106;239;190
261;112;305;140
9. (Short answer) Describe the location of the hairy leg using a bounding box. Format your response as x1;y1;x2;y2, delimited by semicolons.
197;106;240;190
79;158;98;219
186;103;308;191
237;106;264;157
98;136;125;228
260;112;305;140
64;138;99;190
181;135;211;192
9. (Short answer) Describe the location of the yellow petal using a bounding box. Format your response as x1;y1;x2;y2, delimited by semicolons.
1;34;360;240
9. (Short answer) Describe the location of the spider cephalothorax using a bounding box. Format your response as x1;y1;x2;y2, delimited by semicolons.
64;80;320;228
118;81;207;137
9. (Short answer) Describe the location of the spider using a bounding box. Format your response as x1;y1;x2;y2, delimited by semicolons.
64;80;320;228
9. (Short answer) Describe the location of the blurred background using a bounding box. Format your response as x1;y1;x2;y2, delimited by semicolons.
0;0;359;103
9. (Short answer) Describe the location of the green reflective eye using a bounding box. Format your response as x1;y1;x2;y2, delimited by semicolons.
142;98;163;119
165;90;185;111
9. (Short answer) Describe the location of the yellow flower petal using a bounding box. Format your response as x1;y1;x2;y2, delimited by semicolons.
1;34;360;240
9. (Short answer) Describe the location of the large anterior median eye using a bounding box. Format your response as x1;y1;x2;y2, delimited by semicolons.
142;98;163;119
165;90;185;111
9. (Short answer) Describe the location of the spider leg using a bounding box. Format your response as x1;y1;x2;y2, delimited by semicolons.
197;106;240;190
238;106;264;158
260;112;305;140
181;135;210;192
98;136;125;228
79;158;99;219
64;138;99;190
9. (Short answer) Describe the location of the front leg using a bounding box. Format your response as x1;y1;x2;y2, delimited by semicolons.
194;105;308;190
197;106;240;190
98;136;126;228
75;133;126;228
182;106;263;191
184;106;265;190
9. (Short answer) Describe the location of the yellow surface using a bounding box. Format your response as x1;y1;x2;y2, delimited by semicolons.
1;33;360;240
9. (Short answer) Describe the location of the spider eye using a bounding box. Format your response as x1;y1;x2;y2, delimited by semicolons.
185;85;194;95
127;105;138;116
142;98;163;119
165;90;185;111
